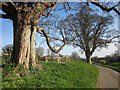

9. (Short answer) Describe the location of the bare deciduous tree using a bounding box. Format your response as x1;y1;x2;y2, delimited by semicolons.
71;51;80;60
2;44;13;63
46;48;51;56
36;47;44;56
2;44;13;57
62;5;119;64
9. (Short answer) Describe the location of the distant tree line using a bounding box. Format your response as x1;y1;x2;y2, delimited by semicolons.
92;53;120;64
2;44;81;64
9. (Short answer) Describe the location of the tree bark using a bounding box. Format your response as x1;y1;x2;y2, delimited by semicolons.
18;23;31;68
85;51;92;64
30;26;37;68
12;20;37;68
11;19;20;64
11;14;32;68
86;56;92;64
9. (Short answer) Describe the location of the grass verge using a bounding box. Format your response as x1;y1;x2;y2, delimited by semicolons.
103;62;120;72
2;61;99;88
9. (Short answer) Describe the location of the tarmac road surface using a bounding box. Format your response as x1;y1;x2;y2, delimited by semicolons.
96;65;119;88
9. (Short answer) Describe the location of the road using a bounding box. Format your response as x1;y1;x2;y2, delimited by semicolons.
96;65;119;88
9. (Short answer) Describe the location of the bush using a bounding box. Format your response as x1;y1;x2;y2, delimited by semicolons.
2;63;16;78
100;60;106;65
2;55;10;64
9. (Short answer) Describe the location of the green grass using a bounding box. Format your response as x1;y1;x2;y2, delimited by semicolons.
0;59;2;65
0;58;7;65
2;61;99;88
103;62;120;72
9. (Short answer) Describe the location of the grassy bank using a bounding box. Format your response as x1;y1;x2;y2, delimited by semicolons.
103;62;120;72
2;61;99;88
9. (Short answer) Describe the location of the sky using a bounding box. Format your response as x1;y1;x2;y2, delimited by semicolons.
0;17;118;58
0;2;119;58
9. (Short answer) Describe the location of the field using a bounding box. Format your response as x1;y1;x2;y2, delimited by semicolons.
2;60;99;88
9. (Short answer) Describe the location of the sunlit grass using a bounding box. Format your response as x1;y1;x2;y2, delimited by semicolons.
2;60;99;88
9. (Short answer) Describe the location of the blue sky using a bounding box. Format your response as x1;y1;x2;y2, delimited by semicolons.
0;3;119;58
0;17;118;58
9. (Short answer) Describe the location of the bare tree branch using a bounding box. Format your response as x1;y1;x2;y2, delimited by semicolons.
9;0;17;8
0;2;8;7
0;2;16;20
0;14;11;19
42;3;57;17
37;27;66;53
91;2;120;15
51;37;63;42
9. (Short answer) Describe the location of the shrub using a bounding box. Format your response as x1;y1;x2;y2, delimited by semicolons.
100;60;106;65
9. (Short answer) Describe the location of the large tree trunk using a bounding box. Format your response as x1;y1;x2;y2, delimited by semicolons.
30;26;37;68
10;3;55;68
11;19;20;64
86;56;92;64
11;14;39;68
11;14;32;68
12;20;37;68
18;22;31;68
85;51;92;64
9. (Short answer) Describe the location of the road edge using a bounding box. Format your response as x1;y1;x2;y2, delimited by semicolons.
95;65;100;88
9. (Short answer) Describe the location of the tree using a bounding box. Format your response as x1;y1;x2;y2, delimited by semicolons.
51;51;57;57
36;47;44;56
46;48;50;56
2;44;13;63
2;44;13;54
71;51;80;60
62;5;119;64
0;2;57;68
114;49;120;56
0;2;120;68
114;42;120;56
